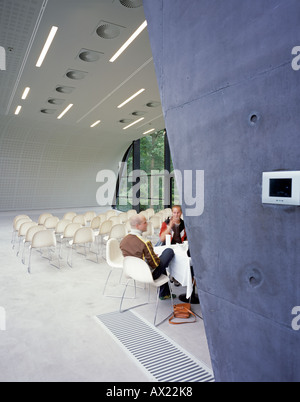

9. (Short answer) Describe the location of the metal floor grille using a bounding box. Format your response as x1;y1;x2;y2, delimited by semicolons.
96;310;214;382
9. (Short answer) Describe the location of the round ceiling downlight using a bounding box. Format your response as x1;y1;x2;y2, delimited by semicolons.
48;98;65;105
146;101;161;108
66;70;87;80
119;119;133;124
132;111;146;116
96;23;120;39
119;0;143;8
41;109;57;114
79;50;101;62
56;86;75;94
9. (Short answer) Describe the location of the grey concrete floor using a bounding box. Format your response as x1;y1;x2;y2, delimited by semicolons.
0;208;212;382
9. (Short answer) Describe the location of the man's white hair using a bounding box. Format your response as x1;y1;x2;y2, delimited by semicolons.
129;213;146;228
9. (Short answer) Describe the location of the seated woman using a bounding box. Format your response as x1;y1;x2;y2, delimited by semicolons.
159;205;187;245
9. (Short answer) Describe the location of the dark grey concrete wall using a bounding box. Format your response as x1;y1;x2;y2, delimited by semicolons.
144;0;300;382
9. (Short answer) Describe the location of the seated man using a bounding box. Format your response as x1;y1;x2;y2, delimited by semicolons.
120;213;176;300
159;205;187;245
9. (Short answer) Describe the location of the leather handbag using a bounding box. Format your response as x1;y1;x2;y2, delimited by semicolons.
169;303;197;325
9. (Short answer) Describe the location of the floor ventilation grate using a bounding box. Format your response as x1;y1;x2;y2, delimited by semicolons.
96;310;214;382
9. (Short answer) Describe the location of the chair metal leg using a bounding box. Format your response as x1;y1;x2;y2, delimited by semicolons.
28;248;32;274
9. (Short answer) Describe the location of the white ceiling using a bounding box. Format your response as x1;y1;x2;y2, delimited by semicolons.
0;0;165;151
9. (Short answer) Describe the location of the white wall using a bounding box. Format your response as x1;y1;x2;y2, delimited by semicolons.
0;117;129;211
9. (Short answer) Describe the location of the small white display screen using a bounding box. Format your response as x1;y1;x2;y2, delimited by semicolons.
269;178;292;198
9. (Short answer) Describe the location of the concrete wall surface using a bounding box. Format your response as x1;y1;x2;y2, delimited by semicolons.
143;0;300;382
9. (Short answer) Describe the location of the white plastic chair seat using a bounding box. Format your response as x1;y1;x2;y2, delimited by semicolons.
120;256;174;326
103;239;125;297
28;230;59;273
68;227;98;267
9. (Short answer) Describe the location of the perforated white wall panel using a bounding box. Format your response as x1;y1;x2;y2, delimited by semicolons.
0;117;124;211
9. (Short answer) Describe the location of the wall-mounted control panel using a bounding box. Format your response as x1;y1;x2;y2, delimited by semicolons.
262;171;300;206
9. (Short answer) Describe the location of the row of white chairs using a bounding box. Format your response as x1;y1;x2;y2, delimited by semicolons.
11;207;172;274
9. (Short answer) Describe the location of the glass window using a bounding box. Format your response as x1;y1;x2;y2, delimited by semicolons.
115;130;179;212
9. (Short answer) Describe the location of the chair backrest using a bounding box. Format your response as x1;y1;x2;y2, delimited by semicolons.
18;222;37;237
38;213;53;225
13;215;30;227
55;219;72;234
44;216;60;229
73;227;94;244
127;209;137;218
140;210;149;220
25;225;45;243
97;213;107;224
109;224;127;240
106;210;117;219
149;215;162;229
31;230;56;249
72;214;86;226
106;238;124;268
15;217;32;231
63;212;77;221
118;212;128;223
109;216;121;225
123;256;154;284
63;223;82;238
99;220;113;235
146;208;155;218
91;216;101;230
84;211;96;222
142;221;154;238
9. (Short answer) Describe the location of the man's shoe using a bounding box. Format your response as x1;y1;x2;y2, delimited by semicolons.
159;294;176;301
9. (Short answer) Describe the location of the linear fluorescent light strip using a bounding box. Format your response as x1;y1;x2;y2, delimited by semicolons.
118;89;145;109
15;106;22;115
143;128;155;135
123;117;145;130
36;26;58;67
90;120;101;128
57;104;73;119
21;87;30;100
110;20;147;63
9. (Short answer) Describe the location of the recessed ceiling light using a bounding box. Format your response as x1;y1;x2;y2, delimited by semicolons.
21;87;30;100
66;70;88;80
143;128;155;135
123;117;144;130
57;104;73;120
110;20;147;63
118;89;145;108
36;26;58;67
119;0;143;8
14;105;22;115
90;120;101;128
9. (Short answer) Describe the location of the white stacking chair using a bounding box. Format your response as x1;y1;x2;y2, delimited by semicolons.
54;219;72;241
22;225;46;265
103;238;125;297
118;212;128;223
127;209;137;218
142;221;155;241
28;230;60;274
63;212;77;221
97;220;113;257
12;217;32;249
68;227;98;267
38;213;53;225
105;210;117;219
16;221;38;257
72;214;86;226
44;216;60;230
84;211;96;225
120;257;174;327
12;215;30;245
59;223;82;258
109;216;121;226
